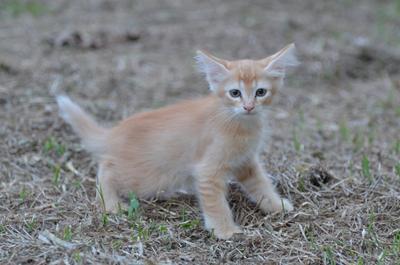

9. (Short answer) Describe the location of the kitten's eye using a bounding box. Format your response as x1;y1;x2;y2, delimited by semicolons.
229;89;241;98
256;88;268;97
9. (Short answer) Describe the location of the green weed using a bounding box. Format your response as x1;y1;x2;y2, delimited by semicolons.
52;164;61;186
72;251;82;263
395;163;400;178
375;2;400;46
394;140;400;154
395;106;400;117
298;108;305;130
179;219;200;230
63;225;73;241
25;217;37;233
322;245;336;265
293;129;302;152
392;231;400;254
19;186;29;202
158;225;168;234
367;128;375;145
361;155;372;183
132;222;154;241
96;185;106;211
111;239;123;250
1;0;48;17
339;119;350;142
72;179;82;189
367;212;380;247
43;137;66;157
316;118;323;132
297;177;306;192
101;213;109;227
377;249;388;265
352;131;364;152
128;192;140;219
304;226;317;250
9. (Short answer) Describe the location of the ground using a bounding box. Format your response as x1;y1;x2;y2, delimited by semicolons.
1;0;400;264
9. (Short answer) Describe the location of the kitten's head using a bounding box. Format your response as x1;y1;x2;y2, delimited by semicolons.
196;44;298;116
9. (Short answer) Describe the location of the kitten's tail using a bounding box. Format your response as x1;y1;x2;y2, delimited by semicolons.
56;95;107;155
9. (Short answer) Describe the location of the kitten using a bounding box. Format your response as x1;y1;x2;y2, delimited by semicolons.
57;44;298;239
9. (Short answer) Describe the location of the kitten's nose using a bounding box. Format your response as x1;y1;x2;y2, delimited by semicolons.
243;105;255;112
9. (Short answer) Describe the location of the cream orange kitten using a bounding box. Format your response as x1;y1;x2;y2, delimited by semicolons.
57;44;298;239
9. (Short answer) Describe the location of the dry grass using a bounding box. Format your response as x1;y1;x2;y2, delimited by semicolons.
1;0;400;264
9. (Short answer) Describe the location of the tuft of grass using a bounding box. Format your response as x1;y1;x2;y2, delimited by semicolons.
25;217;38;233
361;155;372;183
179;219;200;230
292;129;302;152
19;186;29;202
52;164;61;186
349;160;355;179
367;212;380;247
96;185;106;211
352;131;364;152
316;118;323;132
304;226;317;250
63;226;73;241
180;208;187;222
298;108;305;130
132;222;155;241
0;224;5;235
367;128;375;145
322;245;336;265
128;192;140;219
377;249;388;265
339;119;350;142
392;231;400;255
394;140;400;154
1;0;48;17
395;163;400;178
396;0;400;13
111;239;123;250
72;179;82;189
379;89;395;109
101;213;109;227
43;137;66;157
375;2;400;46
297;177;306;192
395;106;400;117
72;251;82;263
158;225;168;234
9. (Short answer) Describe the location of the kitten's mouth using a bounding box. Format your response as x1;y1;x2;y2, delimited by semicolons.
243;111;257;116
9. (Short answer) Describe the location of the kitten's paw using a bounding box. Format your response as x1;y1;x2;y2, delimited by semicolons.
212;225;243;240
281;198;294;212
203;215;242;239
102;201;127;214
260;198;294;213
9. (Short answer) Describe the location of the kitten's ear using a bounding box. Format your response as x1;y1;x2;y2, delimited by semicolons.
262;43;299;78
195;50;230;91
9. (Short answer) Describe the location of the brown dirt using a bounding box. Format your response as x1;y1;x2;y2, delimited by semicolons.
1;0;400;264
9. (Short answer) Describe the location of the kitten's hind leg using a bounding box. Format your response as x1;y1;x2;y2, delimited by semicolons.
195;164;242;239
96;161;121;213
235;159;293;213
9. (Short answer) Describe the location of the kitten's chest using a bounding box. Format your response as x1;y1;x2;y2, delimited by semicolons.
230;133;262;153
223;127;265;162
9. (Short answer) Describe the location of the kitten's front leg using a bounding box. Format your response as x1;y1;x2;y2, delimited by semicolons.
195;164;241;239
235;159;294;213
